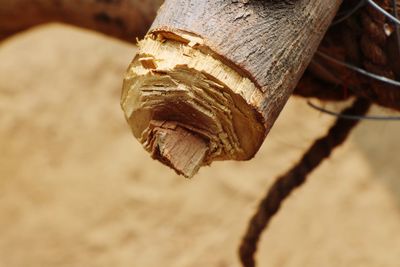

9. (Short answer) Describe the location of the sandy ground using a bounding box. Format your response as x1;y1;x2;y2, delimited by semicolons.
0;24;400;267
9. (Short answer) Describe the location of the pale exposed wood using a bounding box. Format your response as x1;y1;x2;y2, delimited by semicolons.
122;0;343;177
122;36;266;176
0;0;163;42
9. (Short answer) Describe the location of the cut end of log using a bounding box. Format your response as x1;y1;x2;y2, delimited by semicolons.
121;31;266;177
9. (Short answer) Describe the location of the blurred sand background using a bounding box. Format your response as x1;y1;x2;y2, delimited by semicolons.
0;24;400;267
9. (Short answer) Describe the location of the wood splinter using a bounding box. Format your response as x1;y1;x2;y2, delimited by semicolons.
121;0;342;177
146;121;209;178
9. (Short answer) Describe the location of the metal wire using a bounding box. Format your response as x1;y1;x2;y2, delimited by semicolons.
309;0;400;121
240;4;398;267
331;0;366;26
367;0;400;25
308;100;400;121
323;0;400;89
393;0;400;56
315;51;400;87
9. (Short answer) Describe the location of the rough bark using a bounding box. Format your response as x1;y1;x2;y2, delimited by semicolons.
122;0;343;177
0;0;163;42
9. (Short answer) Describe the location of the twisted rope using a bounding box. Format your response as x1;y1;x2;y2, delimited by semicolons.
360;0;400;110
238;97;372;267
297;0;400;112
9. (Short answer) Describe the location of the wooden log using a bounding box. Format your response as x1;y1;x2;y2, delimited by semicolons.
0;0;163;42
122;0;343;177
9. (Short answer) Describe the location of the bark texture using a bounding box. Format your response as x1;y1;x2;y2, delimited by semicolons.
0;0;163;42
122;0;343;177
150;0;343;122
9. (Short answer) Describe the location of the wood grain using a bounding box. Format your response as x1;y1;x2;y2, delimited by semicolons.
150;0;343;127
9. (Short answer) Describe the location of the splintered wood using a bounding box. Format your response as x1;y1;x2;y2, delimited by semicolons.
121;33;265;177
144;121;209;178
120;0;342;178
